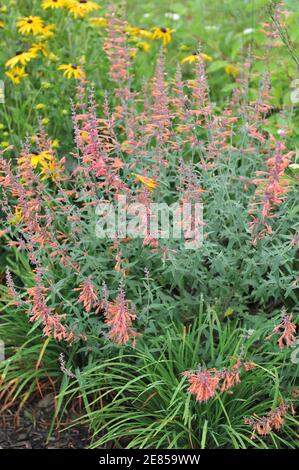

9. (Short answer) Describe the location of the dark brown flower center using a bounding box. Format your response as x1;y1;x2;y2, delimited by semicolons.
71;65;78;70
160;28;167;33
79;1;88;4
16;50;23;55
27;19;33;24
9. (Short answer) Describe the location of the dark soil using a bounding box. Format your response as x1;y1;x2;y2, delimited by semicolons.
0;394;90;449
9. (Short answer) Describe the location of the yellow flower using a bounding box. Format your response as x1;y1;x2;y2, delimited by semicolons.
40;156;64;182
17;16;44;35
80;130;89;143
137;41;150;53
125;26;152;39
5;49;37;69
67;0;100;18
89;17;107;28
9;207;23;225
181;52;213;64
38;23;56;39
0;20;4;28
36;103;46;110
5;66;28;85
151;27;175;46
225;64;239;78
134;174;158;192
58;63;85;79
30;42;50;58
42;118;50;126
42;0;68;9
18;151;52;169
19;151;62;182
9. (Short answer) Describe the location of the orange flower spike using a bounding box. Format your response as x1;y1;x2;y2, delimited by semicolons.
75;277;98;313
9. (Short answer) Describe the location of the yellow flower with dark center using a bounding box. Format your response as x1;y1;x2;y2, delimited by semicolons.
19;151;63;182
67;0;100;18
30;42;49;57
5;66;28;85
225;64;239;78
134;174;158;192
17;16;44;35
18;151;52;169
5;49;38;69
42;0;68;9
151;27;175;46
58;63;85;79
181;52;213;64
89;17;107;28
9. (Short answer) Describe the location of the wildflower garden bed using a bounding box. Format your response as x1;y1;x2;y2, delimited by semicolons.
0;0;298;451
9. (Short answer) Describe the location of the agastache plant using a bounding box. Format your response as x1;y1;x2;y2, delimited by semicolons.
0;9;297;356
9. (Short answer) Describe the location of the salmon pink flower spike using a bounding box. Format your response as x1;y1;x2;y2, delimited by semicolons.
27;271;74;343
245;401;293;439
184;359;255;402
75;277;99;313
183;369;220;402
103;281;139;347
267;310;297;350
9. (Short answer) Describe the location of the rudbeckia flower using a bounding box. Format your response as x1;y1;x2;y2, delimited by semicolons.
58;63;85;79
30;151;53;169
181;52;213;64
18;151;51;169
5;66;28;85
151;27;175;46
125;26;152;39
133;174;158;192
42;0;68;9
5;50;38;69
30;43;50;58
67;0;100;18
17;16;44;35
40;155;64;182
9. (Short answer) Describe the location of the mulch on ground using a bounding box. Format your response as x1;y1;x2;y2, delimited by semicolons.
0;394;90;449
